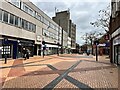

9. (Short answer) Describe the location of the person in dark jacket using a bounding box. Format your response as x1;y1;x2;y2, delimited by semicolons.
23;48;27;60
26;49;30;59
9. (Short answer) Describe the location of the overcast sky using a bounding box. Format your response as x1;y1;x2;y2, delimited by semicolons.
29;0;110;45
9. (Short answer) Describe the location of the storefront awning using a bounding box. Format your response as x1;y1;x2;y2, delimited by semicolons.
45;44;60;48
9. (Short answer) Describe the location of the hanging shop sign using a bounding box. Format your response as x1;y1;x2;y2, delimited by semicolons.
113;35;120;45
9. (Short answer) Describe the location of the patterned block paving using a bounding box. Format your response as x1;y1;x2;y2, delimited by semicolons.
0;77;6;89
55;79;78;88
53;61;77;70
2;68;11;77
24;64;47;72
69;68;118;88
7;60;25;77
23;66;59;76
2;74;59;88
75;61;110;69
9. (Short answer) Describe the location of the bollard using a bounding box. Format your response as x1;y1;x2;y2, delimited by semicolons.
5;54;7;64
43;50;44;58
96;44;98;61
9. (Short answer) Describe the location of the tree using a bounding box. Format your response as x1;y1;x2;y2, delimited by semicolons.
90;5;110;33
81;31;103;54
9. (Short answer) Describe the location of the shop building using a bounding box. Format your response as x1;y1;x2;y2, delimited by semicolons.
0;0;62;59
110;0;120;65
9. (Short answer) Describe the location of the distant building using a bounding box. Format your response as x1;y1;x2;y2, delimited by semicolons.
52;10;76;52
109;0;120;65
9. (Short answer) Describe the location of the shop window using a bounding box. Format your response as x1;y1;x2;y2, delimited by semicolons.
2;45;11;58
3;11;8;23
0;9;2;21
118;46;120;64
9;14;14;25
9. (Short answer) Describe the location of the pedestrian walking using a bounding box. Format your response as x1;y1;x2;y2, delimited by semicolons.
26;49;30;59
23;48;27;60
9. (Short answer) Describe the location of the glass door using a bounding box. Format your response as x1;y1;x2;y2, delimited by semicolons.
118;45;120;65
114;46;118;64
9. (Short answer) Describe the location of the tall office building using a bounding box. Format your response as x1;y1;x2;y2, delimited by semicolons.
52;10;76;52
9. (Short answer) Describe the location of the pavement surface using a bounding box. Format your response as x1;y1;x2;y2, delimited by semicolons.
0;54;119;90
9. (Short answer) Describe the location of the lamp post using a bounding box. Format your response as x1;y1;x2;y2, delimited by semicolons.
4;38;8;64
57;20;60;56
94;39;99;61
42;26;50;58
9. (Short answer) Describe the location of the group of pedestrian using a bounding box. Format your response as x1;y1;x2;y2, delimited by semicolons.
23;48;30;60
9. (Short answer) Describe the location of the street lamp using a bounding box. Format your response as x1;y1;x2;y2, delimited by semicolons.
42;26;50;58
57;20;60;56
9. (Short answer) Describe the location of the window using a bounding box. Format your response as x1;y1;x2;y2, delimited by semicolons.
41;16;44;22
25;20;28;30
22;19;24;28
29;22;32;31
0;9;2;21
11;0;20;8
15;16;19;26
22;3;35;17
32;24;36;32
25;6;29;13
36;13;41;21
9;14;14;25
44;18;49;26
2;45;11;58
18;18;21;27
3;11;8;23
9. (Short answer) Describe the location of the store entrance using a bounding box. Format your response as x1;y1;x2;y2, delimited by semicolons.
114;45;120;65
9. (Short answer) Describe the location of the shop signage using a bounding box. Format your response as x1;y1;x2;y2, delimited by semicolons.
113;35;120;45
112;27;120;38
36;35;42;42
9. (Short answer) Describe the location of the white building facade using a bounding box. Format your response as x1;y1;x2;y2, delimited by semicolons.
0;0;63;59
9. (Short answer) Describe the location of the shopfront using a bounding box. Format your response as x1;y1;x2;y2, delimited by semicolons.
17;40;34;58
113;35;120;65
1;37;34;59
2;38;17;59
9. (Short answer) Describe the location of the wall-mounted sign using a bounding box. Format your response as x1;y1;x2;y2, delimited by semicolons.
113;35;120;45
36;35;42;42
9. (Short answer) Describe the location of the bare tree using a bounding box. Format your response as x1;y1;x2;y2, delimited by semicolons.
81;31;103;54
90;5;110;33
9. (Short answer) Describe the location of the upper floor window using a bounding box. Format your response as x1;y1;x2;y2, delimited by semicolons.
41;16;44;22
15;16;19;26
3;11;8;23
10;0;20;8
0;9;2;21
9;14;14;25
44;18;49;26
22;3;35;17
36;13;41;21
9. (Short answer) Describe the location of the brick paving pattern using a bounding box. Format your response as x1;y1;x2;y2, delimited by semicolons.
0;54;119;89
